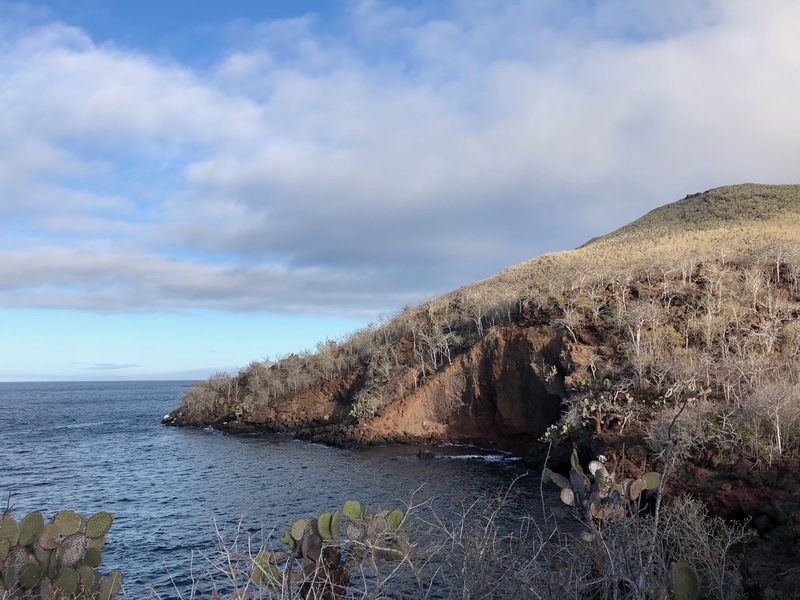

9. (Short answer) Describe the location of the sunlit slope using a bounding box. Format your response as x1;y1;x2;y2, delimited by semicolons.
475;183;800;298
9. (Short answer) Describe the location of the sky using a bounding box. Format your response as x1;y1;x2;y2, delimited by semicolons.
1;0;799;381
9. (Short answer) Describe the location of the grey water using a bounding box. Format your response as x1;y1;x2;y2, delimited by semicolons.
0;381;548;598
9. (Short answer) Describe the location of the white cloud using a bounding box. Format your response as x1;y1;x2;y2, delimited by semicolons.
1;0;800;318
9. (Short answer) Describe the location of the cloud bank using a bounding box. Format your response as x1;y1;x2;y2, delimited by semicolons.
2;0;799;319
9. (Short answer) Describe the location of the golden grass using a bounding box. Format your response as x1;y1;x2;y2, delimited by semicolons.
468;184;800;299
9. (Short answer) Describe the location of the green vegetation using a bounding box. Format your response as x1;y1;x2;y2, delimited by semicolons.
155;499;412;600
0;504;121;600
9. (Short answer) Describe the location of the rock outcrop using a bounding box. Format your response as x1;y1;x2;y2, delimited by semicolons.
165;324;569;453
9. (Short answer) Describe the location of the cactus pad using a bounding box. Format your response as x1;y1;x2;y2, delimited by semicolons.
18;511;44;546
57;532;87;568
78;564;99;593
86;535;106;550
0;515;19;545
387;509;404;530
19;563;44;589
39;576;57;600
4;546;28;588
54;567;80;595
331;510;342;541
588;460;605;475
629;479;645;501
570;448;582;474
595;467;607;490
39;523;61;550
85;512;114;539
343;500;362;520
570;470;589;502
291;518;309;542
669;561;700;600
53;511;84;537
301;532;322;561
84;547;103;568
346;520;367;543
98;569;122;600
642;471;660;490
367;513;389;540
317;512;333;540
33;540;52;565
251;551;280;586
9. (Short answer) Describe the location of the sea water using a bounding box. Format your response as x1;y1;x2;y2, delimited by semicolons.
0;381;547;597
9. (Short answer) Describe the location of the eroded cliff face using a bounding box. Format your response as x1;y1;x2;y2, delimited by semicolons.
367;327;564;450
167;325;570;453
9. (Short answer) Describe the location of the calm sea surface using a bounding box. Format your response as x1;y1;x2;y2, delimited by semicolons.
0;381;547;598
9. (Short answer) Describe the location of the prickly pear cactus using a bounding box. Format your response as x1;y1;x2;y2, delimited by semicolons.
545;454;663;522
265;501;411;598
0;507;122;600
251;550;281;586
342;500;362;520
668;561;700;600
18;511;44;546
85;512;114;539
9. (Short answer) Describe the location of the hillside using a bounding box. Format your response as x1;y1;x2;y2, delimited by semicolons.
164;183;800;595
165;183;800;452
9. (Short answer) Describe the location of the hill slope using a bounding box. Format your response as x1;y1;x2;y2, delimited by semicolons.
165;183;800;454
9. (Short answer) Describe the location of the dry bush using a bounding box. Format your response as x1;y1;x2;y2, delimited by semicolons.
646;398;744;464
412;476;753;600
738;379;800;465
152;509;423;600
658;496;754;600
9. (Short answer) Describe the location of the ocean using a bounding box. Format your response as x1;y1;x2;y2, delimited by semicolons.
0;380;545;598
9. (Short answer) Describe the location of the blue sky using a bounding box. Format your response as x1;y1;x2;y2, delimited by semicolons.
1;0;799;381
